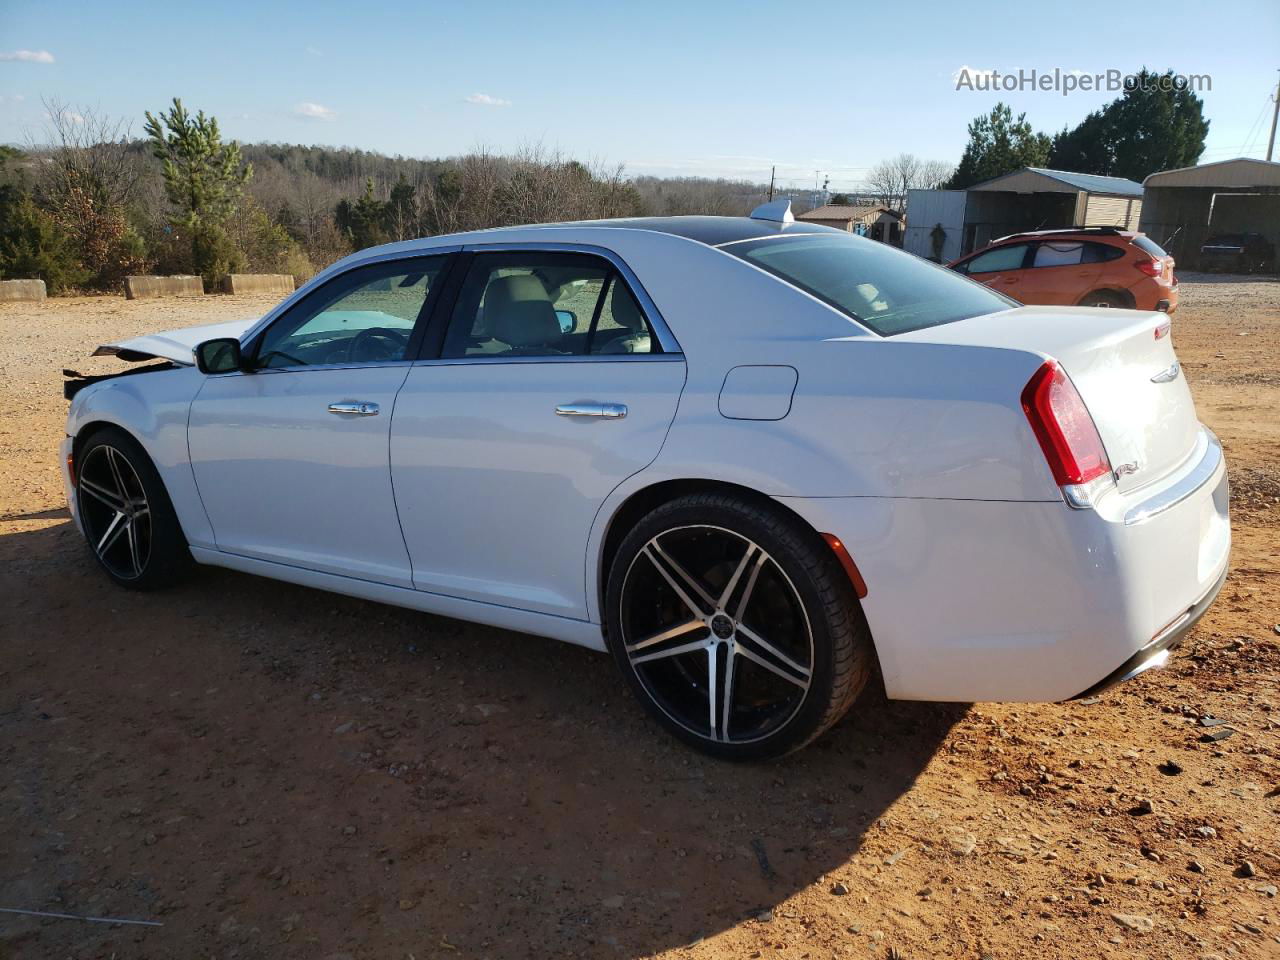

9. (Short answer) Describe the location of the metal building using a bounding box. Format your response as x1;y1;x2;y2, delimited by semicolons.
904;168;1144;261
1140;158;1280;270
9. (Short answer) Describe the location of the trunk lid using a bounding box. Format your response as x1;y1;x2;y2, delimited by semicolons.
94;317;260;365
899;306;1200;494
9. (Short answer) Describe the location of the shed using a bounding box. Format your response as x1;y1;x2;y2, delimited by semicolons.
797;204;903;245
960;168;1143;254
1139;158;1280;270
905;168;1144;260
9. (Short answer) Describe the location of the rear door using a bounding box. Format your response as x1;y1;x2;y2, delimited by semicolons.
956;242;1033;301
1022;240;1103;305
390;249;685;620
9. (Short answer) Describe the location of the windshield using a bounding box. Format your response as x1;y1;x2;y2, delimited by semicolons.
729;233;1016;336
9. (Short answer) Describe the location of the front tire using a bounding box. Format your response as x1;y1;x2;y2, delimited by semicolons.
75;426;192;590
605;492;874;760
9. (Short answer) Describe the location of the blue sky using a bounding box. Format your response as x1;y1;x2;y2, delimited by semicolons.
1;0;1277;188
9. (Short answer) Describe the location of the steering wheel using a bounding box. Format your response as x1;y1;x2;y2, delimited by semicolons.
348;327;409;363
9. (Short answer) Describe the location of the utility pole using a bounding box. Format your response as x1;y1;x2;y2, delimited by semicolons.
1267;70;1280;162
768;165;776;201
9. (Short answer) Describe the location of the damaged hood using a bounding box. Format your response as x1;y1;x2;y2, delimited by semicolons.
94;317;261;365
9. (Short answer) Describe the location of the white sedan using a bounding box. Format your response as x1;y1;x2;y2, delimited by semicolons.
61;202;1230;759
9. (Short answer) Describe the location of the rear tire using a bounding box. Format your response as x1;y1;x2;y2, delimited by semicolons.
1079;290;1128;309
604;492;874;760
76;426;192;590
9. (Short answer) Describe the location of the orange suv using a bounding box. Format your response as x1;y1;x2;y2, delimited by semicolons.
948;228;1177;313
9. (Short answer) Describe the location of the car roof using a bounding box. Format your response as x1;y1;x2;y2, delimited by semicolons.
579;215;845;246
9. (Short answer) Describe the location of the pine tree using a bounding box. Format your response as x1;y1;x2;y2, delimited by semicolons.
945;103;1051;189
1049;69;1208;181
143;98;252;284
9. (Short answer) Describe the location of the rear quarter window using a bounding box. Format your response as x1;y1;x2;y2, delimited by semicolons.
730;234;1016;337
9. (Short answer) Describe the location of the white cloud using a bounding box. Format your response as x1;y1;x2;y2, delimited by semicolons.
305;45;323;57
294;101;336;121
464;92;511;107
0;49;55;63
0;94;26;103
45;108;84;124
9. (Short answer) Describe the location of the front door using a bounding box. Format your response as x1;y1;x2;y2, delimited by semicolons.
188;255;450;587
390;251;685;619
958;241;1033;301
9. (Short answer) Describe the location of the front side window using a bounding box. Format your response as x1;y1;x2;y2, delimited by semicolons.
442;253;655;358
963;243;1031;274
731;233;1016;337
254;257;446;369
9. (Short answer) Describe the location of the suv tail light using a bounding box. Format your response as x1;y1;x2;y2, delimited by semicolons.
1135;259;1162;277
1021;360;1112;490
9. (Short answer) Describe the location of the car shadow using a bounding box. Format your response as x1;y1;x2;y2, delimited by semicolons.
0;520;963;958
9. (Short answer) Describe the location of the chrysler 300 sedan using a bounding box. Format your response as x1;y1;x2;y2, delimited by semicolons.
61;202;1230;759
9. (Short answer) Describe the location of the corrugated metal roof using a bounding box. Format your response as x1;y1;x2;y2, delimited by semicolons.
796;204;884;221
1026;168;1145;197
969;167;1143;197
1142;157;1280;188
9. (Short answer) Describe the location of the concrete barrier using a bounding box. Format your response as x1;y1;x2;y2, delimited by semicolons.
124;275;205;300
220;274;296;296
0;279;48;302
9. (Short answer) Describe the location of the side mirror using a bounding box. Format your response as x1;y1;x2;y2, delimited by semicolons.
194;338;244;374
555;309;577;334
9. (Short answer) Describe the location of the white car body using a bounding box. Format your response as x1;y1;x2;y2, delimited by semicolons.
62;214;1230;703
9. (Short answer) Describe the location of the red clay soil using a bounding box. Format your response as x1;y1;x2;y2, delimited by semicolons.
0;278;1276;959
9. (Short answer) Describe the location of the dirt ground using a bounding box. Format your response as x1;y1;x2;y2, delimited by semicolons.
0;278;1276;960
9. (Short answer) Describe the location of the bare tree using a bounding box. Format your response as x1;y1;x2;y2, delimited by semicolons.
37;99;142;211
866;154;955;212
916;159;955;191
34;99;149;286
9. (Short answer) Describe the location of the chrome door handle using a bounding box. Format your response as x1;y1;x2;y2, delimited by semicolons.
555;402;627;419
327;401;379;416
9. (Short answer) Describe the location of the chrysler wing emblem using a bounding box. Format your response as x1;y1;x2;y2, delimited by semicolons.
1150;361;1180;383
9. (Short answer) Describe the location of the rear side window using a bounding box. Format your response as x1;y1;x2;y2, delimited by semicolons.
1131;235;1168;258
1032;242;1084;267
731;234;1016;337
441;253;656;358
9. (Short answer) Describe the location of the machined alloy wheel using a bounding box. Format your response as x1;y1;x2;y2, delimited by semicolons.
75;426;191;590
78;443;152;580
621;525;814;744
606;492;874;759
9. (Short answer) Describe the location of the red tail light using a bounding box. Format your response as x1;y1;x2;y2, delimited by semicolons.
1135;259;1162;277
1021;360;1112;486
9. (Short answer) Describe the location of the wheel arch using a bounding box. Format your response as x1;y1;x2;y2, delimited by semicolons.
67;370;216;548
593;476;864;633
1078;287;1135;308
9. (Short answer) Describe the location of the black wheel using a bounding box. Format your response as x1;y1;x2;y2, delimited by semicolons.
605;492;874;760
75;426;192;590
1079;290;1127;309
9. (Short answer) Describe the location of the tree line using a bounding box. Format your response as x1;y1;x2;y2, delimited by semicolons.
0;98;790;295
0;69;1210;294
945;68;1209;189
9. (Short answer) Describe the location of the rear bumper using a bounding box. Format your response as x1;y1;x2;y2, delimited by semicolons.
1070;562;1226;699
778;425;1229;702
